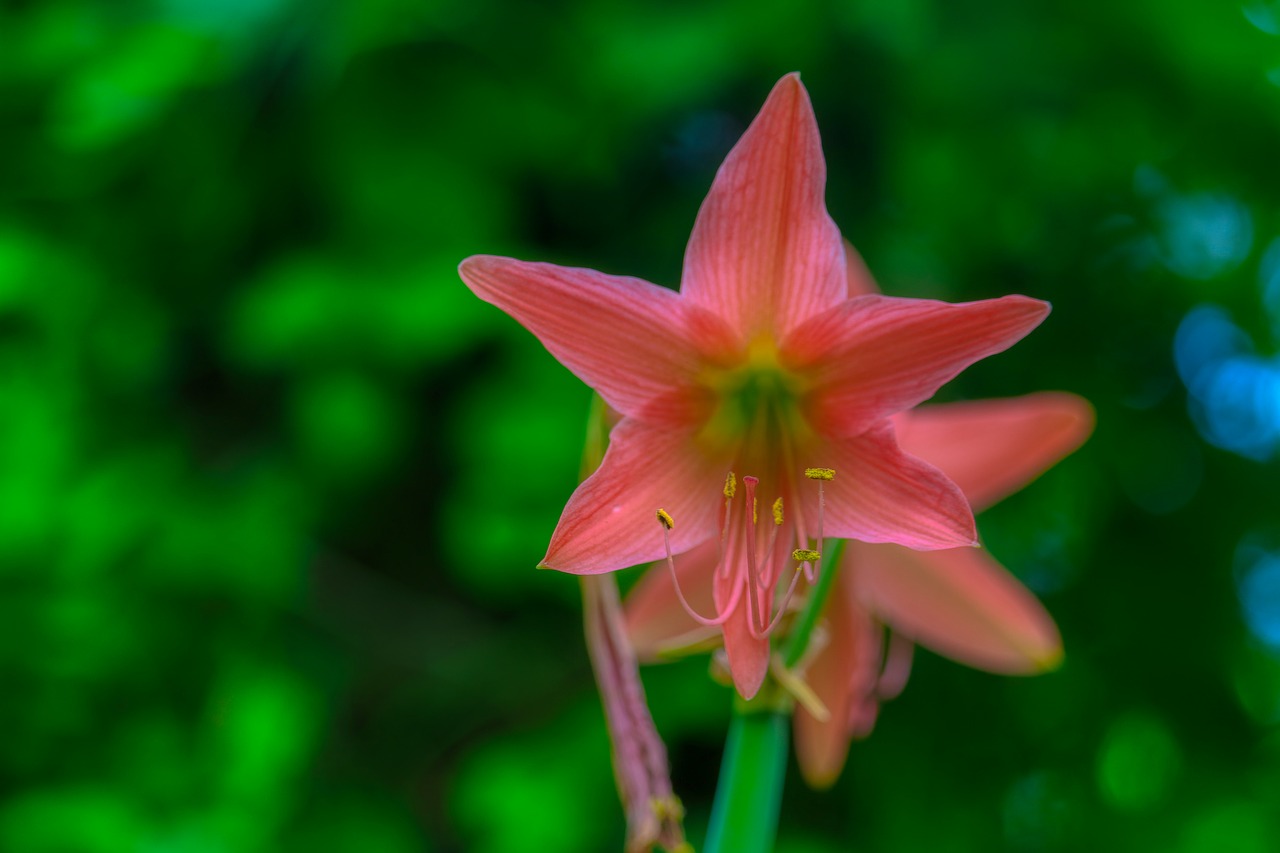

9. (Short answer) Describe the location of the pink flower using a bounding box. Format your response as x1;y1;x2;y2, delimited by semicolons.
459;73;1049;699
626;243;1094;786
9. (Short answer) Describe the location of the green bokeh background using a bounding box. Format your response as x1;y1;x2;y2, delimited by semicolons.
3;1;1280;850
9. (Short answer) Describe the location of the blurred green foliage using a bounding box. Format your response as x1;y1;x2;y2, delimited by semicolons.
3;0;1280;850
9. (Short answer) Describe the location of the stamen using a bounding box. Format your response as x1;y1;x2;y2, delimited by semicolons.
738;476;810;640
741;476;766;637
750;562;805;639
759;498;785;588
656;509;740;627
793;548;820;585
801;466;835;582
761;506;782;587
770;656;831;721
718;472;736;580
656;469;839;646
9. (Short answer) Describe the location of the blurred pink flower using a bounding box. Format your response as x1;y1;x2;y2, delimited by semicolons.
459;73;1049;699
626;247;1094;787
792;390;1093;787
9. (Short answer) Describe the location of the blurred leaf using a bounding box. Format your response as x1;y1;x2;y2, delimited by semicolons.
289;369;402;482
0;788;143;853
1179;801;1274;853
147;463;311;600
1096;711;1182;811
451;702;615;853
50;24;218;150
205;663;322;810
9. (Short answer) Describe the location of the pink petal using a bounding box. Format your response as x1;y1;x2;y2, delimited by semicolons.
844;239;880;297
459;255;739;425
783;294;1051;438
853;542;1063;674
894;392;1095;513
713;500;787;699
715;566;770;699
679;73;846;341
542;419;730;574
815;424;977;550
794;568;866;789
623;541;720;662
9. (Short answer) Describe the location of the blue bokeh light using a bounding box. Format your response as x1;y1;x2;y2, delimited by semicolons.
1244;2;1280;36
1128;167;1254;281
1237;540;1280;650
1260;237;1280;335
1155;192;1253;281
1175;305;1280;461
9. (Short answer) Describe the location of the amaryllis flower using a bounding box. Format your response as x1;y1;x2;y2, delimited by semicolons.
626;239;1093;784
459;73;1049;699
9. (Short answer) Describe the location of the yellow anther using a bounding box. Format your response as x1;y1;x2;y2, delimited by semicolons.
804;467;835;481
723;471;737;499
793;548;821;563
772;497;784;526
752;497;758;525
650;795;685;821
656;508;675;530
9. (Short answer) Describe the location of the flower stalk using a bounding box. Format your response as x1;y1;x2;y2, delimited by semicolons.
579;395;689;852
704;704;789;853
702;537;848;853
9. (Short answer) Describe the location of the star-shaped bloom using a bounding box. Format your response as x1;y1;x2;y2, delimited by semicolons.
459;73;1050;699
625;241;1093;784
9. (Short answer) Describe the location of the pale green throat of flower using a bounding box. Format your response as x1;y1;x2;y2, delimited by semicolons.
698;337;812;457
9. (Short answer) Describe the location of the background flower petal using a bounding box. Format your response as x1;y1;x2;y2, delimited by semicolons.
844;239;879;297
894;392;1095;512
624;542;720;661
679;73;846;341
854;543;1064;674
794;568;867;789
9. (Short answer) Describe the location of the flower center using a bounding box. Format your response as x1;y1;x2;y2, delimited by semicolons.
698;338;809;454
654;467;835;640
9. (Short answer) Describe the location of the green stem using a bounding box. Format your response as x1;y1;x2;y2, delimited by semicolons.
703;706;789;853
784;537;847;668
